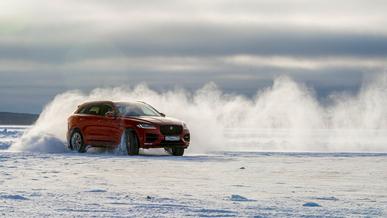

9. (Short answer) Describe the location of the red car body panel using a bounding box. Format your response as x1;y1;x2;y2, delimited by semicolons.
67;101;190;149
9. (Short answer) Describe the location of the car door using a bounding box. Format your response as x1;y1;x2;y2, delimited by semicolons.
81;104;103;144
98;104;122;145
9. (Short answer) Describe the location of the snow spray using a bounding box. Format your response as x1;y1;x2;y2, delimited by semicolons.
10;73;387;153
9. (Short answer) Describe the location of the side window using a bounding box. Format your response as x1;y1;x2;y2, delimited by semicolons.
84;105;101;116
99;104;113;116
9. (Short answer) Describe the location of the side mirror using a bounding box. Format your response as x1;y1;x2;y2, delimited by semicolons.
160;113;166;117
105;111;115;118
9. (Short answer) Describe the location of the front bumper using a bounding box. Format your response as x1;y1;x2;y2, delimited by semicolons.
137;128;190;149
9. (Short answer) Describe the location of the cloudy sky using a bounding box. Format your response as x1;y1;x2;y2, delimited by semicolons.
1;0;387;113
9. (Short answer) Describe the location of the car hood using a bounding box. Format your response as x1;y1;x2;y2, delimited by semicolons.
121;116;183;125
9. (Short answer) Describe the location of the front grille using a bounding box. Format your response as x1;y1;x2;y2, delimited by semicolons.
145;133;159;143
160;125;182;135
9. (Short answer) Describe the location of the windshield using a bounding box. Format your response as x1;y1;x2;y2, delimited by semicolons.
115;102;161;117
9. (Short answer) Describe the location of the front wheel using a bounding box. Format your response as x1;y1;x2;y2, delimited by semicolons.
70;130;86;153
125;129;139;155
165;147;185;156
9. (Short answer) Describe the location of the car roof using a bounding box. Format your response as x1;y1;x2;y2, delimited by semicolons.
78;101;114;107
114;101;146;105
78;101;145;107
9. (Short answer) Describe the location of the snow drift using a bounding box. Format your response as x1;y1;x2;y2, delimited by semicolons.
10;73;387;153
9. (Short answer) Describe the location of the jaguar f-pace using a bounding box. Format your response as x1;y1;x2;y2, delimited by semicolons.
67;101;190;156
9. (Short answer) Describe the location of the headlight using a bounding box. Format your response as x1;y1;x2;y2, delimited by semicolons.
137;123;157;129
182;122;188;130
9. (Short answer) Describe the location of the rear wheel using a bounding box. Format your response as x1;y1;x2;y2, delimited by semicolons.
70;130;86;153
125;129;139;155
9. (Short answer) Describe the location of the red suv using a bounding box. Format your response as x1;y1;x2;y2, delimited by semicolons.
67;101;190;156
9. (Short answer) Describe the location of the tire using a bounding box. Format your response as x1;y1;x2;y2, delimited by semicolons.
70;129;86;153
125;129;139;155
172;148;184;156
165;147;185;156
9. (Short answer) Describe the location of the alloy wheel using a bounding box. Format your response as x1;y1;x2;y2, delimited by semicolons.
71;132;82;151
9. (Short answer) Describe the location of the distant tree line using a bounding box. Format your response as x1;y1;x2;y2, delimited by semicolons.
0;112;39;125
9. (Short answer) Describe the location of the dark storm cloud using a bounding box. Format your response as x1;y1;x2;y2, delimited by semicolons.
2;24;387;63
1;0;387;113
115;24;387;57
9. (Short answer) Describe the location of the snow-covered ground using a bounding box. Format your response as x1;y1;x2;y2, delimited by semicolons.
1;126;387;217
0;126;26;150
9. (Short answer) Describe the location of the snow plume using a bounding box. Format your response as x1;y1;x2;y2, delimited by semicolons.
10;73;387;153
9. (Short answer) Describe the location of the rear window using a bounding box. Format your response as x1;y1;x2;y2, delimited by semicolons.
75;105;88;114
